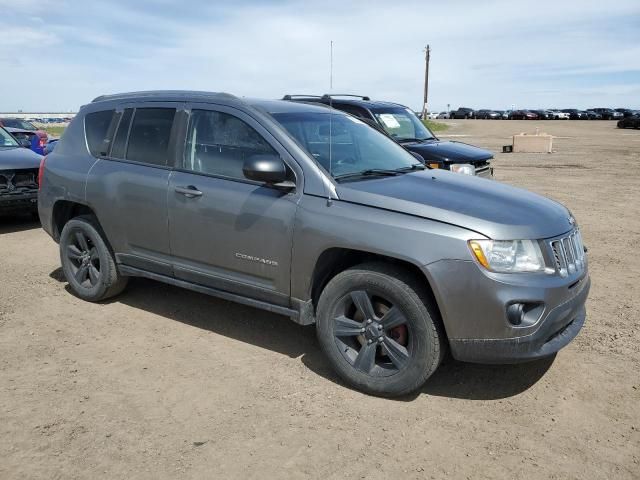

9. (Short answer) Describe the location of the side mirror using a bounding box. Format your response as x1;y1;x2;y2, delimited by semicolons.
243;154;294;190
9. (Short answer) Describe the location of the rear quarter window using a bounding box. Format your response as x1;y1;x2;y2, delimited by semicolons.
125;108;176;166
85;110;115;157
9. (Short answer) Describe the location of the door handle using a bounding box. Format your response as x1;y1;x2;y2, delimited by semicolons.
175;185;203;198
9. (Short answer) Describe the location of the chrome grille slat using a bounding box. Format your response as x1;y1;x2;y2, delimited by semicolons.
550;229;585;277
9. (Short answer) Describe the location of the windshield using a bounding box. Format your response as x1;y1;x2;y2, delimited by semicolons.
370;107;435;142
2;119;37;130
0;127;19;148
271;111;421;178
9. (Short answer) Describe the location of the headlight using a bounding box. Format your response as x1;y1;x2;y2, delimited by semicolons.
468;239;545;273
450;163;475;175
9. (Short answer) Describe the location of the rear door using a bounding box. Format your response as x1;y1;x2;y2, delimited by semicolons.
167;103;301;305
86;103;182;275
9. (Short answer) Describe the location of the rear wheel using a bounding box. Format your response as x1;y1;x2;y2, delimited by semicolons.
316;263;444;397
59;215;128;302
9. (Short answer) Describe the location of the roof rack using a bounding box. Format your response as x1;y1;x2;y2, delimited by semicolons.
320;94;371;101
282;94;324;100
91;90;238;103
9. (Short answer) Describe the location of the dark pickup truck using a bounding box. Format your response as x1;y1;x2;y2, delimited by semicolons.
283;95;493;177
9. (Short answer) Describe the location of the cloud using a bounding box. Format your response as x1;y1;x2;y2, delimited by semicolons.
0;0;639;111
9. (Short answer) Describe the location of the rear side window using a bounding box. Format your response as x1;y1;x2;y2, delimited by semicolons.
337;105;370;120
110;108;133;159
85;110;115;157
126;108;176;166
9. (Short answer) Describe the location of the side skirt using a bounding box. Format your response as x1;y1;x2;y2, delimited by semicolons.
118;264;308;323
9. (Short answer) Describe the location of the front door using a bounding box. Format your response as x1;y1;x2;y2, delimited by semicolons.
167;104;300;306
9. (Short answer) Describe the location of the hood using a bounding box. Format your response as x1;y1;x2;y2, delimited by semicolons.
336;169;573;240
0;147;43;169
403;140;493;164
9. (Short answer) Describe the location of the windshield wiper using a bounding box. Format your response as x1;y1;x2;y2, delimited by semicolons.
394;163;426;172
334;165;426;182
395;137;425;143
334;169;403;182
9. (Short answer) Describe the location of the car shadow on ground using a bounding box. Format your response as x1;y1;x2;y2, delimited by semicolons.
0;214;40;234
50;272;555;401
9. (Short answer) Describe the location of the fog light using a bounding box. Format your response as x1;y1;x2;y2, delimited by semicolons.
506;303;524;326
506;302;545;327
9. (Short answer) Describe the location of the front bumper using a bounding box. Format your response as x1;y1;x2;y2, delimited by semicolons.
449;277;589;363
424;259;590;364
0;192;38;212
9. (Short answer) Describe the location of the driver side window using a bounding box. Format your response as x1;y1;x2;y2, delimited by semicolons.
184;109;276;180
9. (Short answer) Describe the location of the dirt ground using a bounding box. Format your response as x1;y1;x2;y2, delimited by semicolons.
1;120;638;479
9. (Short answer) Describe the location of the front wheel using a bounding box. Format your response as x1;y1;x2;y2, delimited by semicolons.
316;263;444;397
59;215;128;302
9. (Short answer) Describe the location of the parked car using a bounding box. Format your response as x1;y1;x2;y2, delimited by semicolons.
561;109;587;120
617;116;640;129
450;107;475;119
282;94;493;176
475;110;501;119
531;110;554;120
436;111;450;119
584;110;603;120
494;110;508;119
549;110;570;120
615;108;639;118
426;112;439;120
38;90;590;397
0;126;42;216
4;127;47;155
591;108;623;120
511;110;538;120
0;118;48;153
44;138;59;154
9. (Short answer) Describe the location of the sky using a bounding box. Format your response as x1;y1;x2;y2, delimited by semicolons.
1;0;639;112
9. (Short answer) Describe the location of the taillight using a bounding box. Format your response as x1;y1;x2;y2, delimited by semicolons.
38;156;46;189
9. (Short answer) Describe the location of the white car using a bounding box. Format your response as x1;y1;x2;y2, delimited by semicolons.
550;110;570;120
436;112;450;119
426;112;439;120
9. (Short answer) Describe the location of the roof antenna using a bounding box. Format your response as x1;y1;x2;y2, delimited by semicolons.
327;40;334;206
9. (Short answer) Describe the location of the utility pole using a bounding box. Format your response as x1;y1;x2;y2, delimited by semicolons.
421;45;431;119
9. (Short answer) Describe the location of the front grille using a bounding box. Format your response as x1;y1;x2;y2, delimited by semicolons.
550;229;585;277
475;161;492;178
0;169;39;196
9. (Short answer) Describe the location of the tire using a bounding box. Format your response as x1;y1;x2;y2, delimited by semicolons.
59;215;128;302
316;262;445;397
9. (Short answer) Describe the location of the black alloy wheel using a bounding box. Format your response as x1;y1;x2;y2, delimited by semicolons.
332;290;411;377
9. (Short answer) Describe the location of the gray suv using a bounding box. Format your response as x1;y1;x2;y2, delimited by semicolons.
38;91;590;397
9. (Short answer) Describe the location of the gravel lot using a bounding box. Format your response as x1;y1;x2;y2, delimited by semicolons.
1;120;638;479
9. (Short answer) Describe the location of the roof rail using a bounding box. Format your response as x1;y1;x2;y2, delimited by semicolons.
320;94;371;101
91;90;238;103
282;94;323;100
